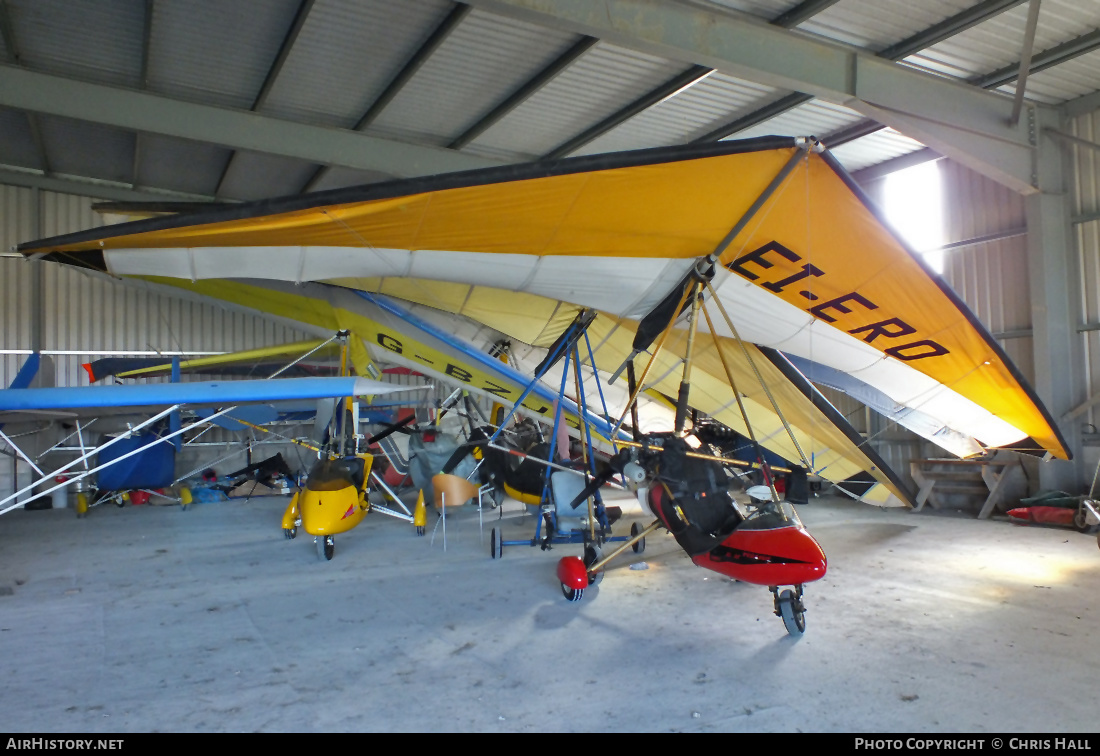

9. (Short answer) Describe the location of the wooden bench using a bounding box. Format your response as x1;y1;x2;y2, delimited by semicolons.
909;457;1025;519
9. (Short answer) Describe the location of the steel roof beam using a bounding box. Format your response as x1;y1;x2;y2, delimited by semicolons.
697;0;1030;153
303;1;471;192
1008;0;1041;127
216;0;316;197
0;65;501;179
465;0;1040;192
542;0;835;157
450;34;597;150
132;0;154;191
0;167;218;206
770;0;842;30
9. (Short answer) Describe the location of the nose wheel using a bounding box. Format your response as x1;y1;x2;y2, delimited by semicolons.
316;535;335;561
772;585;807;636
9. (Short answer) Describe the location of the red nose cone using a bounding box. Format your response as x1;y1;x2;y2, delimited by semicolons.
692;525;827;586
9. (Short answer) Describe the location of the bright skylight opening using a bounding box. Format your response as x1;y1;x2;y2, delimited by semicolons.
882;160;946;273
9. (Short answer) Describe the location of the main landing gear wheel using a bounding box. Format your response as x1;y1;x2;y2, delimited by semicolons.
490;527;502;559
416;525;425;536
317;535;334;561
560;583;583;602
284;527;297;540
631;521;646;554
583;544;603;586
776;588;806;636
1073;508;1098;534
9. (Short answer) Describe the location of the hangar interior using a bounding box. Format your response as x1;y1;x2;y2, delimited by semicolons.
1;0;1100;734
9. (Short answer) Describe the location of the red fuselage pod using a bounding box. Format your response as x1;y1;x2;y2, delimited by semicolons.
692;523;827;586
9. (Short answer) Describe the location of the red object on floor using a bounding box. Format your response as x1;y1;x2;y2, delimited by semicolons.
129;490;150;506
1007;506;1075;525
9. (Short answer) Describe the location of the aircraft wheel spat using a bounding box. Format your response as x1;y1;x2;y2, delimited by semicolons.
178;486;192;510
557;555;588;602
413;490;427;536
76;492;88;518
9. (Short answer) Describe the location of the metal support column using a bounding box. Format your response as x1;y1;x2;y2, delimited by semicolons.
1031;107;1084;488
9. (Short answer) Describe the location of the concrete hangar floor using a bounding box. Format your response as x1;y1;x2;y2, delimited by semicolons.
0;490;1096;734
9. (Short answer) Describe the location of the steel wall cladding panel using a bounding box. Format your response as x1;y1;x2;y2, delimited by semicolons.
1074;111;1100;220
146;0;302;110
370;8;579;147
6;0;145;89
260;0;454;128
938;159;1034;385
466;43;684;161
0;186;318;393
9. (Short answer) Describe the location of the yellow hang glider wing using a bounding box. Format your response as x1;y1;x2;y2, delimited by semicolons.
19;136;1069;496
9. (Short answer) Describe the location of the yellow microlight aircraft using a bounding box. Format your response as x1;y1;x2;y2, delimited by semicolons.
281;454;374;560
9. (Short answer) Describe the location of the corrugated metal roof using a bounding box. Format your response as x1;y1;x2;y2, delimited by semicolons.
0;107;38;170
6;0;144;87
575;72;779;155
371;8;579;146
145;0;302;109
134;135;232;197
260;0;454;128
38;116;134;185
467;41;684;160
0;0;1099;201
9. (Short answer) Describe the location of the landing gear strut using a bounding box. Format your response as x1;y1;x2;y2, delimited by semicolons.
772;584;807;636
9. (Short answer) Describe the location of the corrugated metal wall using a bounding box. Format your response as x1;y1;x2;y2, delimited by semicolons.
0;183;324;506
857;157;1035;502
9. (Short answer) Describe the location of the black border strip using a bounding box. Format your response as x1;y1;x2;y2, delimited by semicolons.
818;149;1071;461
759;346;918;507
19;136;798;253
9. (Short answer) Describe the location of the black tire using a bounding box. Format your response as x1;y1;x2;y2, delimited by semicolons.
416;525;425;536
631;521;646;554
778;589;806;636
583;544;603;586
284;527;297;540
490;527;502;559
561;583;583;602
1073;508;1098;534
318;535;334;561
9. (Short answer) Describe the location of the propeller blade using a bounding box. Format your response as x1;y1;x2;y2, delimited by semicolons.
365;414;418;445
